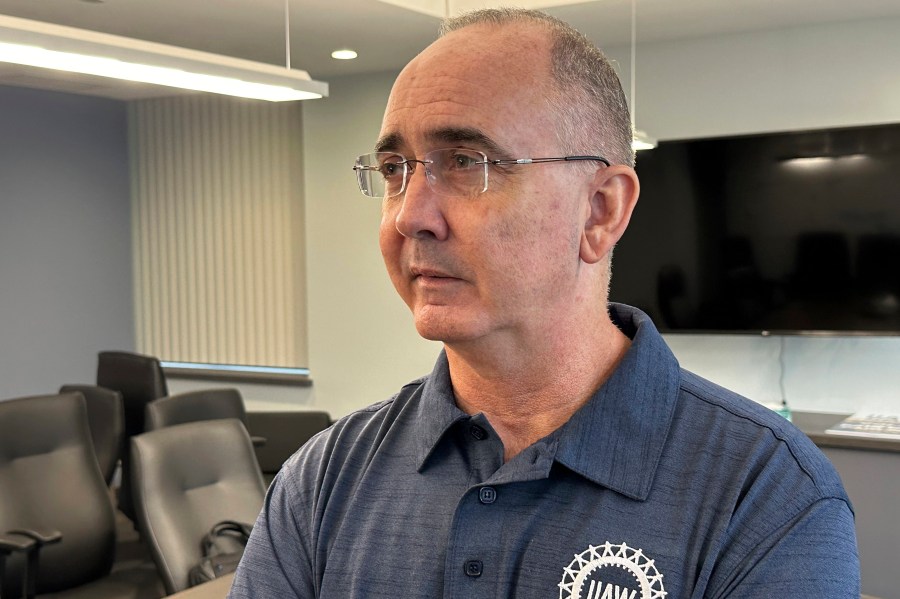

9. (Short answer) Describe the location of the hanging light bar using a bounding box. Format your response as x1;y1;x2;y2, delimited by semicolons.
629;0;656;151
632;129;657;151
0;14;328;102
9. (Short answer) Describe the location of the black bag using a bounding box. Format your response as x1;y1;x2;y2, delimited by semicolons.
188;520;253;586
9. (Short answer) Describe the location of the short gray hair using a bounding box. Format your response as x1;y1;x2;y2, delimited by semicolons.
440;8;634;167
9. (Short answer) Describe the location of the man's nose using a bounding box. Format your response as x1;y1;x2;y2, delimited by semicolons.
393;164;449;241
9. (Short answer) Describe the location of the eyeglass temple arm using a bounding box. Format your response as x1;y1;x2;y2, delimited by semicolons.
490;156;610;167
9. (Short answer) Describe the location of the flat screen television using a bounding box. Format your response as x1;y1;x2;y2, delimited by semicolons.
609;122;900;334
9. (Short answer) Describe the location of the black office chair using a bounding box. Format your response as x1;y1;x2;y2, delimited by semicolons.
0;392;163;599
130;419;266;595
144;387;265;446
58;384;125;486
96;351;168;524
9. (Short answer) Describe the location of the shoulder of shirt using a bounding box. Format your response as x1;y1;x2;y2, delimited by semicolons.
330;374;428;423
283;375;428;460
275;375;429;489
676;368;849;503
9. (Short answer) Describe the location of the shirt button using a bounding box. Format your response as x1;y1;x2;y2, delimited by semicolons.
479;486;497;504
470;425;487;440
464;560;483;577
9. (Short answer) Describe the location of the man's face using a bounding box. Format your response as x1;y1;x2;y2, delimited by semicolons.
378;24;595;347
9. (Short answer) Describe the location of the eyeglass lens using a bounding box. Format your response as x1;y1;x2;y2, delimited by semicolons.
354;148;488;198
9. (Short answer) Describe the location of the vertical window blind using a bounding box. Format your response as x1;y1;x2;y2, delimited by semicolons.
129;95;307;368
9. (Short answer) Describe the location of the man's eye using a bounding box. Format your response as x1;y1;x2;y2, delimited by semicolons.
380;162;402;178
449;152;479;169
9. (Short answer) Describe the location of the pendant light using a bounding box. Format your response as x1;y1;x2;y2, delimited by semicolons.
0;9;327;102
630;0;657;151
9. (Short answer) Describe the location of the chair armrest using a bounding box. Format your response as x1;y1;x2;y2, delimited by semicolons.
1;531;36;599
7;528;63;546
0;528;62;599
0;531;37;553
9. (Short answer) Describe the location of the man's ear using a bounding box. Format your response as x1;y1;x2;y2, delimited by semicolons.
580;165;640;264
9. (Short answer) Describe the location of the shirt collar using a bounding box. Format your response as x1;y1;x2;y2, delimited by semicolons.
414;353;469;470
554;304;681;500
413;304;681;500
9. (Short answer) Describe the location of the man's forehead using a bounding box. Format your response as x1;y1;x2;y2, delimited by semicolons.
378;23;555;154
411;22;550;87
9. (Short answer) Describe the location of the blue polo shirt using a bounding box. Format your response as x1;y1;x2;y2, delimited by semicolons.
230;304;859;598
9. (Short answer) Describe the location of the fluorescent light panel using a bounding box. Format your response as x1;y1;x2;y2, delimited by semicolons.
374;0;599;18
0;14;328;102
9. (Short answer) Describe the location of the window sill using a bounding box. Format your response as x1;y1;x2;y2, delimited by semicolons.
161;362;312;387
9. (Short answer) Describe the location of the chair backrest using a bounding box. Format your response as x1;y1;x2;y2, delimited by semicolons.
130;419;266;594
96;351;168;439
58;384;124;485
0;393;116;596
96;350;168;522
145;387;246;431
246;410;332;474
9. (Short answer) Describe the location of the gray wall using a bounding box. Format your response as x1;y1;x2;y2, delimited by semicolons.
0;84;133;400
301;71;442;419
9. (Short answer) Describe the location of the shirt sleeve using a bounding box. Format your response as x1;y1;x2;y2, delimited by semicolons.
228;468;317;598
709;497;860;598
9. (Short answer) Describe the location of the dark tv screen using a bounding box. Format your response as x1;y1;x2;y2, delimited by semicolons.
610;122;900;334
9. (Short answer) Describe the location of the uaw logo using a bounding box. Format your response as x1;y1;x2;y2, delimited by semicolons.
558;541;666;599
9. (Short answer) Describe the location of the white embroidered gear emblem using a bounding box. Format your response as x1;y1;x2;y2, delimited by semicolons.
558;541;666;599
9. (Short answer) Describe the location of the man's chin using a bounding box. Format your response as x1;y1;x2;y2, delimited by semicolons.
413;310;484;344
414;321;459;343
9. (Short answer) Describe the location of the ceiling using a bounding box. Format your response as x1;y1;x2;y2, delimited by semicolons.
1;0;899;100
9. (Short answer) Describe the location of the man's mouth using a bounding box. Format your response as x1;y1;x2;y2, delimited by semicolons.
412;267;452;278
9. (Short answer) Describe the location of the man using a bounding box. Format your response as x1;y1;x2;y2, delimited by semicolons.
230;9;859;598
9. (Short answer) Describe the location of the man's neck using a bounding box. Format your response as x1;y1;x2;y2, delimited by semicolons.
444;316;631;461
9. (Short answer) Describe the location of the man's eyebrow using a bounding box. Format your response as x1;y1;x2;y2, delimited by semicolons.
374;128;508;157
374;133;403;153
427;127;507;157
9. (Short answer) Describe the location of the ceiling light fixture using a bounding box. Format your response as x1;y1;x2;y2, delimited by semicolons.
331;49;358;60
629;0;656;151
0;14;328;102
